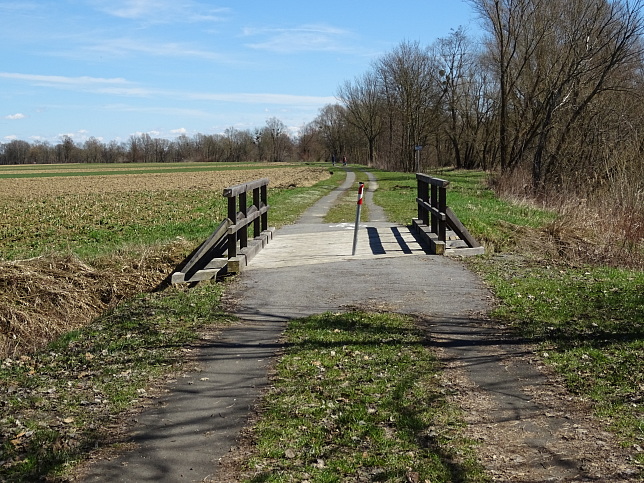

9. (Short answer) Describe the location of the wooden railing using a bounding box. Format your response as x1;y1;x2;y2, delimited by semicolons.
412;173;483;256
171;178;272;283
224;178;271;271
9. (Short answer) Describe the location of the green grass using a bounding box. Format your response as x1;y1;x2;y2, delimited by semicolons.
269;170;345;227
324;179;369;223
243;311;488;482
369;167;642;466
371;169;556;252
0;282;230;482
2;165;642;480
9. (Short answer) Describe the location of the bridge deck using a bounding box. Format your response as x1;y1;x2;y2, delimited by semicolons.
247;221;428;270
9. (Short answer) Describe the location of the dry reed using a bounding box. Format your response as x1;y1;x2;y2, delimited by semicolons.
0;240;192;359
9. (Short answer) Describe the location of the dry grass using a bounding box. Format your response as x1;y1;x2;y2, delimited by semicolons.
0;240;192;359
504;203;644;269
488;167;643;269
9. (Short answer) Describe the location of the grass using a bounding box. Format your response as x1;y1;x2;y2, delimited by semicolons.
0;282;230;481
1;190;226;261
1;166;343;261
323;179;369;224
465;256;644;458
370;168;556;252
242;311;488;482
365;167;642;466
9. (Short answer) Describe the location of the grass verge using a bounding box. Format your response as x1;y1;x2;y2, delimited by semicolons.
367;167;643;468
464;256;644;464
240;311;488;482
323;179;369;224
0;167;346;481
0;282;231;481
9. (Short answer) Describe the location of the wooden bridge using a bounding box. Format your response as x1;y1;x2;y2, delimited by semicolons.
171;170;483;283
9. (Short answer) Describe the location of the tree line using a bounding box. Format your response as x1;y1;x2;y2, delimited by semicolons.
326;0;644;207
1;117;300;166
3;0;643;210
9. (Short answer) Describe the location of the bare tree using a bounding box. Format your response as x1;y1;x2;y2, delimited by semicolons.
471;0;644;193
263;117;291;162
337;71;384;166
376;41;445;171
314;104;349;161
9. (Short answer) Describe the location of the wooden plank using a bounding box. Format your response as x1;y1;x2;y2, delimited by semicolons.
445;207;481;248
227;204;270;235
412;218;445;255
416;173;450;187
181;219;230;273
205;258;229;270
415;199;446;221
223;178;270;197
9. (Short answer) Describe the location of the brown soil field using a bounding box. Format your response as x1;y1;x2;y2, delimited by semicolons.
0;162;291;175
0;166;327;199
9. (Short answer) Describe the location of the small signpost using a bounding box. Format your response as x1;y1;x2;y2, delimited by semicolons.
352;182;365;256
415;145;423;173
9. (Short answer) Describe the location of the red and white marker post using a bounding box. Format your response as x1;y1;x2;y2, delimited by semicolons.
352;182;365;256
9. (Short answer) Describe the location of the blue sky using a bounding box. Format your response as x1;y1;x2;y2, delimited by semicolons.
1;0;478;144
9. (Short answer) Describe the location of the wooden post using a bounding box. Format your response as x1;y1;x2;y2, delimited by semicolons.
239;190;248;249
438;185;447;242
227;195;237;258
253;186;261;238
261;183;268;232
430;184;438;235
418;177;429;226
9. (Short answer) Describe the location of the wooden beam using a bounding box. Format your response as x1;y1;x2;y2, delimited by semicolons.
445;207;481;248
415;198;446;221
416;173;450;187
222;178;270;197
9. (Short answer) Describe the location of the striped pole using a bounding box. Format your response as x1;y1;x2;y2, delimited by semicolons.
352;182;365;256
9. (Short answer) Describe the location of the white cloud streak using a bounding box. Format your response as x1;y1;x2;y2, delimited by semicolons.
0;72;335;106
90;0;229;24
243;24;354;53
0;72;130;87
5;113;26;120
83;37;227;61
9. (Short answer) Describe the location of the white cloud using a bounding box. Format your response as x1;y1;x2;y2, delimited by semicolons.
5;113;26;120
1;71;334;114
0;72;130;87
170;127;188;134
84;37;226;61
57;130;95;143
243;24;354;54
91;0;229;24
4;134;17;141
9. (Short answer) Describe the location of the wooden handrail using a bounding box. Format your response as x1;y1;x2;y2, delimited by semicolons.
171;178;272;283
224;178;270;258
413;173;481;255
